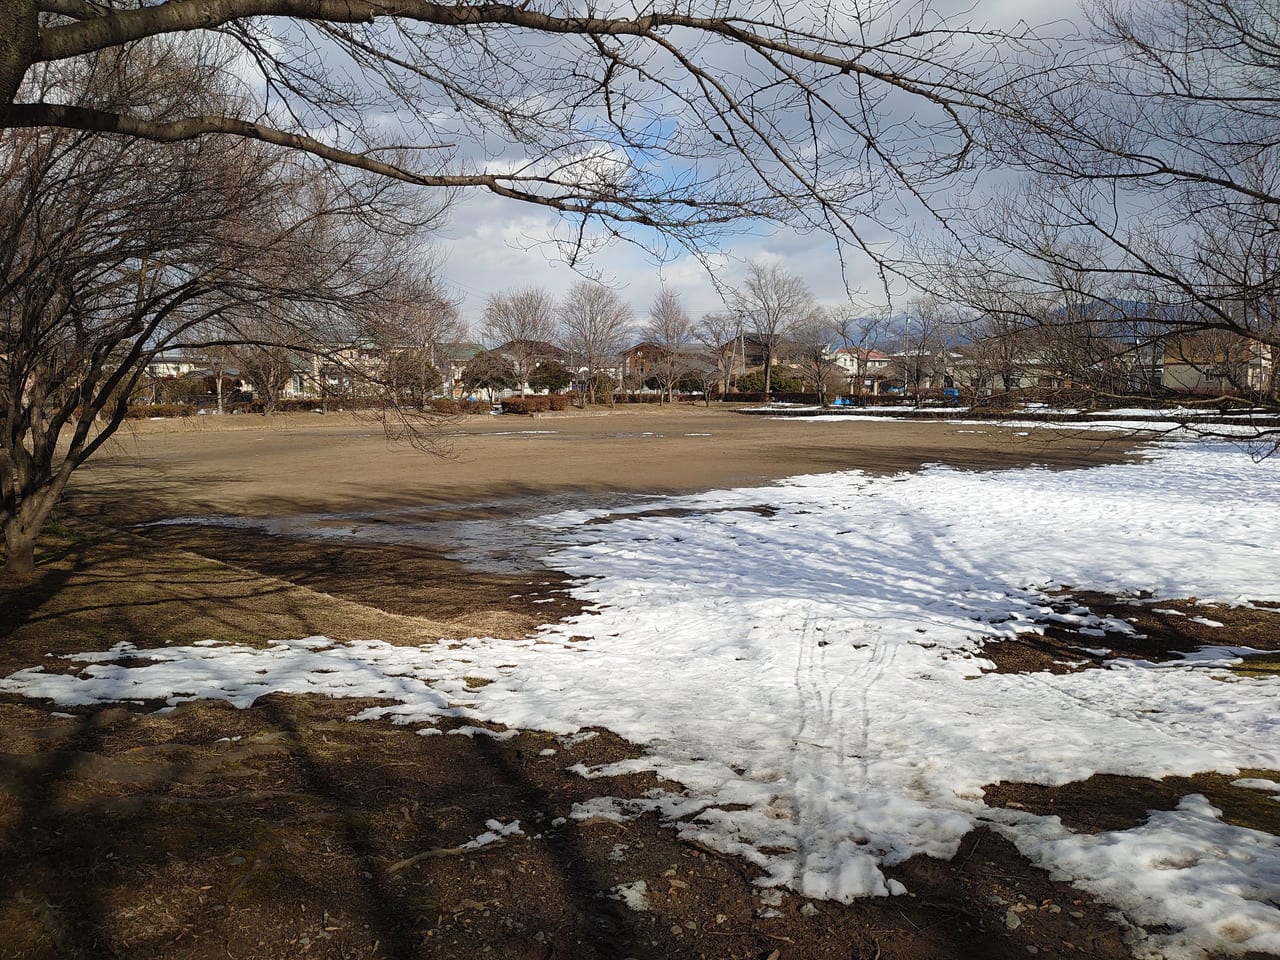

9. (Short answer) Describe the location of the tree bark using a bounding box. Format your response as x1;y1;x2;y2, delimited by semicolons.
0;0;36;120
2;511;44;580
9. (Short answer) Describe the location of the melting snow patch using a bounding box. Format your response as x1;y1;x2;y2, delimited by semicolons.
608;880;650;911
461;819;523;849
1234;779;1280;792
1004;795;1280;959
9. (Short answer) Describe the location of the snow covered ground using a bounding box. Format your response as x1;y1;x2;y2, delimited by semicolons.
5;440;1280;958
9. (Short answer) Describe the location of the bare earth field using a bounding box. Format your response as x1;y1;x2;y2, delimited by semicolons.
2;406;1275;960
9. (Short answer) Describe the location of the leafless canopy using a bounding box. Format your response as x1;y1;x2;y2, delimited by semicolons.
3;0;1035;268
0;39;441;575
788;313;843;405
731;261;818;397
556;281;633;405
693;310;742;398
904;0;1280;451
926;1;1280;366
482;287;558;395
644;288;694;402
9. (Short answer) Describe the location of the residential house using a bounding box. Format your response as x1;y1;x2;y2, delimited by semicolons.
832;347;894;395
1160;332;1273;396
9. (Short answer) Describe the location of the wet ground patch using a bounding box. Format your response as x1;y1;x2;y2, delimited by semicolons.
979;592;1280;675
140;524;582;640
984;770;1280;835
582;504;779;526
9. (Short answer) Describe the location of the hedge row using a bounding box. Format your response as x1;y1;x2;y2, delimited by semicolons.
124;403;197;418
729;391;822;404
428;398;491;415
500;394;572;414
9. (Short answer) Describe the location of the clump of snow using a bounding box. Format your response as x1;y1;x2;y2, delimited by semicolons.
608;880;650;911
461;819;523;850
447;725;518;740
1234;779;1280;792
4;442;1280;958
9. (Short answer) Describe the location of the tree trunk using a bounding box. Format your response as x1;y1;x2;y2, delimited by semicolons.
2;531;36;579
0;0;36;121
2;504;48;581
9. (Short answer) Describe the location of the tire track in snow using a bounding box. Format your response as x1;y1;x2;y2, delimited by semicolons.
788;616;896;883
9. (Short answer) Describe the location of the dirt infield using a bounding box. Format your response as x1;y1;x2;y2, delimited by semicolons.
70;405;1138;524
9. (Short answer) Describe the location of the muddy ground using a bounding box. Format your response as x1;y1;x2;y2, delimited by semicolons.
2;406;1277;960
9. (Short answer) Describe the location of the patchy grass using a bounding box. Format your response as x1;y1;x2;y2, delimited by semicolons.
980;592;1280;675
1231;653;1280;679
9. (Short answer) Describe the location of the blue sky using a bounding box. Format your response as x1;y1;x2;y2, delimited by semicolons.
428;0;1086;330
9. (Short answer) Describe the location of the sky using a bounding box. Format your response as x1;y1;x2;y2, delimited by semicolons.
426;0;1088;334
433;192;856;328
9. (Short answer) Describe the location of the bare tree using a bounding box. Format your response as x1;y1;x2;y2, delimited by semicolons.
382;269;466;369
368;267;464;407
830;308;890;402
644;288;693;403
482;287;558;396
693;310;742;400
223;309;304;414
557;282;633;406
932;0;1280;438
679;359;721;408
731;262;816;399
0;41;438;578
3;1;1036;268
890;298;956;404
789;315;843;406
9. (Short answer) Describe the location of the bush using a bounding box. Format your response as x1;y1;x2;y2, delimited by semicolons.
428;397;489;415
771;391;821;404
736;369;807;393
151;376;209;404
613;393;662;403
501;394;575;413
501;395;551;414
124;402;196;418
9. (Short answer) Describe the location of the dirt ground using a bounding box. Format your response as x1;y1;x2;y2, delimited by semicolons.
2;406;1276;960
67;404;1139;524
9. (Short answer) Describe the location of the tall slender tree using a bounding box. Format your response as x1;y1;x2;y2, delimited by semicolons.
644;288;693;403
557;282;633;406
731;262;817;399
482;287;558;396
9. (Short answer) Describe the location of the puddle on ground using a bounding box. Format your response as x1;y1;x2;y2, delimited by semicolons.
150;493;789;573
147;492;677;573
582;504;779;525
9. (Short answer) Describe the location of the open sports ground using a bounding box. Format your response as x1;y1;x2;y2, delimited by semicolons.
1;405;1278;960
